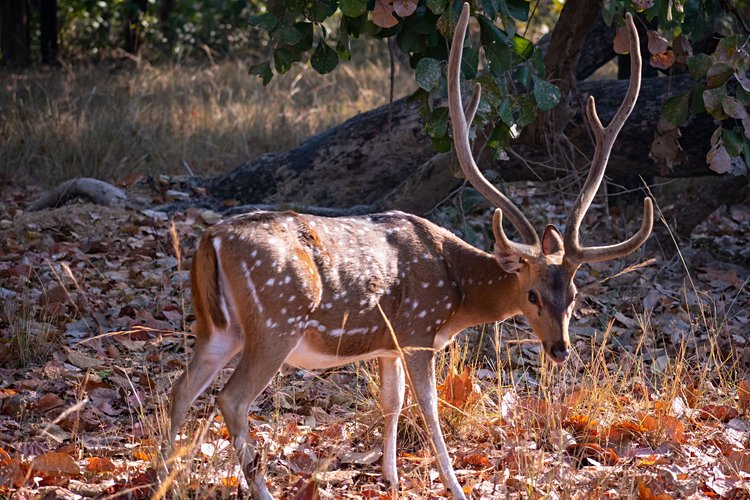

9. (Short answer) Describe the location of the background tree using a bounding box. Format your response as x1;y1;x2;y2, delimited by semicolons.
39;0;58;64
1;0;31;66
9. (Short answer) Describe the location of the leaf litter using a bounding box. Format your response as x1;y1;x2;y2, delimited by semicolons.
0;177;748;498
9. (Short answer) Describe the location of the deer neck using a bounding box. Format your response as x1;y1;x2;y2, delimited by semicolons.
441;237;522;328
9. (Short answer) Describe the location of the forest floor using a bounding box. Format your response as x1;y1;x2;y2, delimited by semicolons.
0;177;748;499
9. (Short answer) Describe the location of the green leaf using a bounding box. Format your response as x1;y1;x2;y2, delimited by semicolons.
477;15;508;45
460;187;484;212
273;48;293;73
426;0;448;15
477;75;502;108
397;22;422;53
305;0;338;22
511;34;533;60
484;42;512;76
292;22;314;51
498;97;514;126
415;57;442;91
690;83;706;113
686;53;712;80
601;0;621;26
706;63;733;88
529;47;545;76
516;64;531;89
341;13;366;37
249;60;273;85
722;128;743;157
436;0;462;39
532;75;560;111
736;86;750;107
310;39;339;74
249;13;278;31
340;0;367;18
431;134;453;152
661;91;691;126
517;94;537;128
408;88;431;116
715;35;744;63
703;84;727;119
482;0;499;19
461;47;479;79
488;122;511;151
273;23;303;45
425;106;449;138
336;36;351;60
507;0;530;21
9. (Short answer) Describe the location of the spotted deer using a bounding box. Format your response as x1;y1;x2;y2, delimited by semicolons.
167;4;651;498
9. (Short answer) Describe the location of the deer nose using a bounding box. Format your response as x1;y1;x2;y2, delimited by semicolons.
549;341;569;365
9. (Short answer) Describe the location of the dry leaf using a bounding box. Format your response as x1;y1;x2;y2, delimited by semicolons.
372;0;398;28
67;350;104;369
698;404;739;422
393;0;418;17
738;380;750;411
638;413;686;444
0;458;26;489
437;365;481;410
563;414;599;438
638;478;674;500
459;453;493;469
38;393;65;412
0;448;11;467
613;25;631;54
726;450;750;474
707;142;732;174
86;456;116;473
650;50;675;69
603;421;647;443
647;30;669;54
31;451;80;477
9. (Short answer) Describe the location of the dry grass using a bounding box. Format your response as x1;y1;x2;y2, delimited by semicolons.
0;54;413;187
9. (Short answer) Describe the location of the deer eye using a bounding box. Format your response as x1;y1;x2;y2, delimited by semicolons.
528;291;538;304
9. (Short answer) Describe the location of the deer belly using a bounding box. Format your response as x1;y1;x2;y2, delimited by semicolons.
284;335;396;370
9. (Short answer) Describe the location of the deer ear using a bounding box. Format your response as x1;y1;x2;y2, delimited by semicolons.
541;224;564;257
494;243;526;274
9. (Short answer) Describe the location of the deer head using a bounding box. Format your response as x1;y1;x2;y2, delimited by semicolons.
448;3;653;363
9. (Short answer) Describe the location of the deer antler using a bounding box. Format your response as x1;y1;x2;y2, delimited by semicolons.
448;2;541;256
563;13;653;264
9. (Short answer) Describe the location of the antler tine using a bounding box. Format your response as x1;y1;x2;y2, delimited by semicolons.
564;12;652;263
448;2;540;250
465;82;481;126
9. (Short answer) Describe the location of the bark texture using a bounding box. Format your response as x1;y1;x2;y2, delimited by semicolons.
208;73;721;213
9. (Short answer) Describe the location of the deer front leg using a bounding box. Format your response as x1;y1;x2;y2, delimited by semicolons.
378;355;405;490
216;334;297;500
403;350;465;500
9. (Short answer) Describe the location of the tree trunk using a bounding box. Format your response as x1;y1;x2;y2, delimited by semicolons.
0;0;31;67
39;0;58;64
158;0;175;46
208;73;719;208
123;0;148;54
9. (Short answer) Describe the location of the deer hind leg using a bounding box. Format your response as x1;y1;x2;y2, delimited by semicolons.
168;324;243;448
217;329;298;499
403;350;465;500
378;355;405;490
